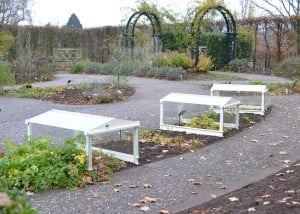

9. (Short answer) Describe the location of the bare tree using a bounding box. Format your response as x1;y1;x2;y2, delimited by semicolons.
0;0;32;25
240;0;255;19
251;0;300;55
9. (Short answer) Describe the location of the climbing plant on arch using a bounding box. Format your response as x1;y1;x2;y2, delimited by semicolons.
123;11;162;59
191;5;237;66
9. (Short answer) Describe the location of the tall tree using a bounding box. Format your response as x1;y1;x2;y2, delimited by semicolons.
0;0;32;25
251;0;300;55
65;13;83;29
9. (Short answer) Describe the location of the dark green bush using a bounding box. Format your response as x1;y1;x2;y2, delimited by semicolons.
199;31;253;69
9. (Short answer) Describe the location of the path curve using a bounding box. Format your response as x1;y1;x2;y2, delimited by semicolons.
0;72;299;213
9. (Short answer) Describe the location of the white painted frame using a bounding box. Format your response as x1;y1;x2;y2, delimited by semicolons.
159;93;240;137
26;109;140;170
211;84;268;115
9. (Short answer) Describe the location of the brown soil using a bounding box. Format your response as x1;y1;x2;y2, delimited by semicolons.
185;161;300;214
40;84;136;105
95;110;271;168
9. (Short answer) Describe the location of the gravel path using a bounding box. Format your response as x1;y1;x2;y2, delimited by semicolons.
0;72;299;213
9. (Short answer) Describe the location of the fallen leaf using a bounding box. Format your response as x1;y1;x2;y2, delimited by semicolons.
278;197;292;203
248;207;256;212
269;185;275;190
26;191;34;196
143;183;152;188
292;201;300;205
251;139;258;143
113;183;122;187
279;151;288;155
229;197;239;202
91;191;100;198
210;194;217;199
282;160;291;164
193;181;202;186
128;184;139;188
200;156;206;160
285;189;295;194
144;197;156;203
261;194;271;199
164;174;172;177
286;170;295;173
140;205;150;211
276;172;285;177
159;209;170;214
82;175;94;184
190;192;198;194
220;185;227;189
132;202;142;207
113;188;120;192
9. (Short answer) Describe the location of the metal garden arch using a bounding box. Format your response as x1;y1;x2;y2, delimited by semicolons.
191;5;236;66
124;11;162;59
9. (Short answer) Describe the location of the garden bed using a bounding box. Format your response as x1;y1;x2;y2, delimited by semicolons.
95;109;271;169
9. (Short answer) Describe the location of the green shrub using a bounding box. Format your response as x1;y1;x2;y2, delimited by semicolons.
71;60;90;73
274;57;300;79
186;113;219;130
0;61;15;88
151;53;170;67
167;52;192;69
151;52;192;69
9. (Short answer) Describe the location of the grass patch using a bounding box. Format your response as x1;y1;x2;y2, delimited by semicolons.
250;80;300;95
188;72;247;81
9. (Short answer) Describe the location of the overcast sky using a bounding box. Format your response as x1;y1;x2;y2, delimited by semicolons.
30;0;240;28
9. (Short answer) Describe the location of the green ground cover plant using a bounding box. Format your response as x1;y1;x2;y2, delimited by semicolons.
0;136;123;192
